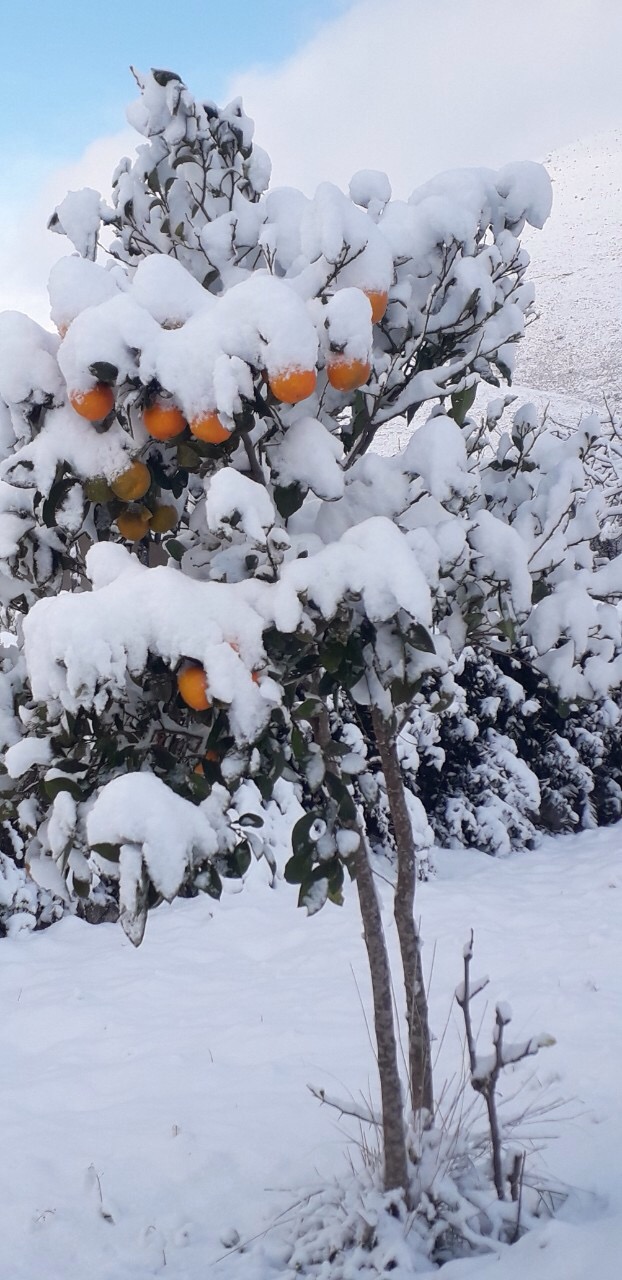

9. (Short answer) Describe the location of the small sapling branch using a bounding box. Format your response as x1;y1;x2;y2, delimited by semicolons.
455;932;555;1202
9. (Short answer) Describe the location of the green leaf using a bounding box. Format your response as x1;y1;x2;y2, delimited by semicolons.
299;876;328;915
267;750;286;785
531;579;550;604
498;618;516;643
253;773;273;802
292;810;323;860
41;477;79;529
205;866;223;900
408;623;436;654
235;841;252;876
450;383;477;425
293;697;324;721
43;775;83;802
320;641;344;674
327;884;344;906
176;443;201;470
284;853;309;885
464;610;484;636
152;68;181;87
151;745;177;772
274;483;305;519
290;724;306;762
90;842;121;863
324;772;357;823
318;670;336;698
189;772;211;800
237;812;264;829
164;538;185;562
431;691;454;714
88;361;118;386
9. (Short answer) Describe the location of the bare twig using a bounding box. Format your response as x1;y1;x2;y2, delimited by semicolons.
455;932;555;1201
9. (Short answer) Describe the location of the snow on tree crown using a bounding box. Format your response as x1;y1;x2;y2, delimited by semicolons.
5;68;622;940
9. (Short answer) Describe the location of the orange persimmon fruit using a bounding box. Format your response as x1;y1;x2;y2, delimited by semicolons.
116;508;152;541
268;368;317;404
189;413;231;445
110;460;151;502
149;504;177;534
326;357;371;393
363;290;389;324
177;662;211;712
69;384;115;422
143;402;186;440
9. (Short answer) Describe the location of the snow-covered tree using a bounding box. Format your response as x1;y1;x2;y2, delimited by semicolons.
2;67;622;1212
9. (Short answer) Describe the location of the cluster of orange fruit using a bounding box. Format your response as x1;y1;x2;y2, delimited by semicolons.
69;386;232;445
83;458;176;541
67;286;388;429
67;394;232;540
66;287;388;543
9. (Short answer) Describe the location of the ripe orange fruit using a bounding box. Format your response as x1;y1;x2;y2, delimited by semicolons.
363;290;389;324
116;508;152;541
327;358;371;393
177;662;211;712
143;402;186;440
268;368;317;404
111;461;151;502
149;504;177;534
190;413;231;444
69;384;115;422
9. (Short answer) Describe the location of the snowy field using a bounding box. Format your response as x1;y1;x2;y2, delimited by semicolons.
2;825;621;1279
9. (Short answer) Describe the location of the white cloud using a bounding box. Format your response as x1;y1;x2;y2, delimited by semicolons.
0;130;133;326
3;0;622;324
229;0;622;194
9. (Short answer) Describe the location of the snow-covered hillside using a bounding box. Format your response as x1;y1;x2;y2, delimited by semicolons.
516;130;622;410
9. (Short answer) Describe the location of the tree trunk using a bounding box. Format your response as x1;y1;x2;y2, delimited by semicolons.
353;828;410;1199
371;706;434;1118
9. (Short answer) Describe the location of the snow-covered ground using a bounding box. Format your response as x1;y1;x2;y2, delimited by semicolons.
2;825;621;1278
516;129;622;410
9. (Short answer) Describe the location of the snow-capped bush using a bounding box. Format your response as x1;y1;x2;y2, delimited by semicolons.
0;67;564;933
1;65;621;934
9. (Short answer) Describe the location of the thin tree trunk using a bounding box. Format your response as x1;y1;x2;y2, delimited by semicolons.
353;827;410;1199
371;706;434;1118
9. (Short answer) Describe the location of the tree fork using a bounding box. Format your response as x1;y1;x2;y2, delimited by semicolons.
371;705;434;1118
353;826;410;1201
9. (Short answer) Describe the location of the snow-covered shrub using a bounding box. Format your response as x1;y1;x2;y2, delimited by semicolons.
0;68;566;935
406;651;542;856
0;70;620;934
408;646;622;852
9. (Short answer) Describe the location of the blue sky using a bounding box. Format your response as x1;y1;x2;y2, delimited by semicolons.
3;0;622;322
2;0;350;176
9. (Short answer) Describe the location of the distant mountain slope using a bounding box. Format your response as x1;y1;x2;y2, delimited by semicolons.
516;130;622;409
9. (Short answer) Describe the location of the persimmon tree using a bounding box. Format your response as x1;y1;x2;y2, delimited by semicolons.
2;68;622;1215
